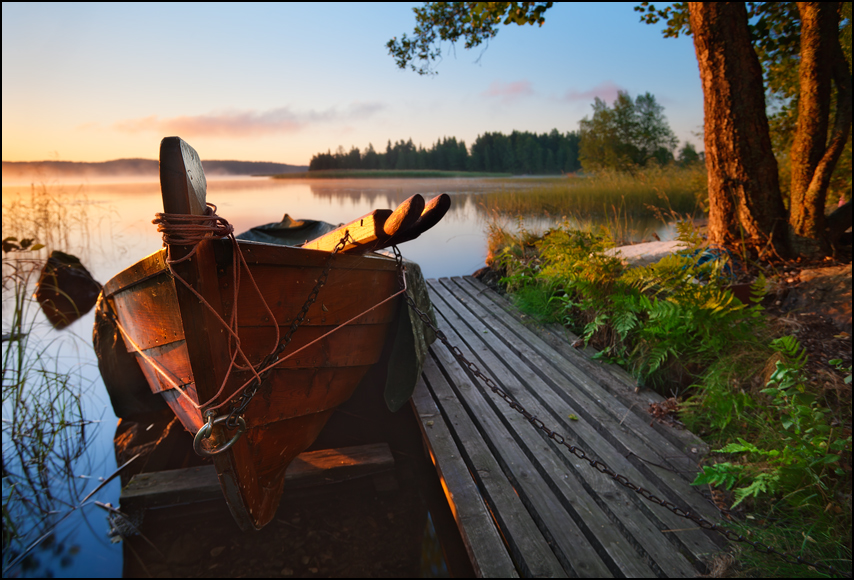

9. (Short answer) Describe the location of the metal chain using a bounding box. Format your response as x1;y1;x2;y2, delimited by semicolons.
224;233;352;429
391;246;847;578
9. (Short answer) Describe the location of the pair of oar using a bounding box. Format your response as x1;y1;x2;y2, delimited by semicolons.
301;193;451;254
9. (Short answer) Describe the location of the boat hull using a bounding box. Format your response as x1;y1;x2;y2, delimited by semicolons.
102;238;400;529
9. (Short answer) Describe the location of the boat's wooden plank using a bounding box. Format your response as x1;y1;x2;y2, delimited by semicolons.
111;273;184;352
432;279;722;569
451;280;716;496
121;443;395;511
411;377;519;578
219;264;400;327
460;276;711;458
102;249;167;297
240;365;371;428
429;281;698;577
420;355;569;578
229;324;391;368
221;239;399;271
134;342;192;392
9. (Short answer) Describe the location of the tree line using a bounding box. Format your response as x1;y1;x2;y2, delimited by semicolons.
309;92;703;174
309;130;585;174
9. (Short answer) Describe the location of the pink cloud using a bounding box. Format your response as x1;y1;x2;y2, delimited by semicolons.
562;81;625;104
112;104;384;138
481;80;534;102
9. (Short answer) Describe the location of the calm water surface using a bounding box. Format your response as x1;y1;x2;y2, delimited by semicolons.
1;176;672;576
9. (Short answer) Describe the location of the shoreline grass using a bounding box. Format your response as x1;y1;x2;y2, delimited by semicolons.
271;169;512;179
474;165;708;219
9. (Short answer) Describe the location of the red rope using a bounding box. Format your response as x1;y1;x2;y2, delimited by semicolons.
152;204;279;408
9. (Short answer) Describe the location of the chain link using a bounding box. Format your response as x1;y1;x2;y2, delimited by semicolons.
391;247;847;578
224;233;352;429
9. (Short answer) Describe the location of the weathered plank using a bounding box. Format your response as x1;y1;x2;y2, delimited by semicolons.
121;443;394;511
428;281;665;577
414;276;727;577
459;276;711;458
412;376;520;578
447;278;723;527
420;355;570;577
432;278;722;571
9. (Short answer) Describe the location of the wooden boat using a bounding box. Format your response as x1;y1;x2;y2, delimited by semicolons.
100;137;449;530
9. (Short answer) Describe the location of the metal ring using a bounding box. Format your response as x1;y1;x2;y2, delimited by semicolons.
193;413;246;457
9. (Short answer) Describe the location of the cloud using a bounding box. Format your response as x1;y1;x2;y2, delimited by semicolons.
562;81;625;104
481;80;534;103
112;103;385;138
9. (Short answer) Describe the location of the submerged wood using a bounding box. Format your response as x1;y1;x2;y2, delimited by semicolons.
101;137;402;530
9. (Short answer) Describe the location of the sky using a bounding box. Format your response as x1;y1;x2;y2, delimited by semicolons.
2;2;704;165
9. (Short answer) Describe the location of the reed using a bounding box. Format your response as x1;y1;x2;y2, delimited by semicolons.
475;165;707;219
1;182;107;574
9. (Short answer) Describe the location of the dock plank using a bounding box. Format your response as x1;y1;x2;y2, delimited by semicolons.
433;278;723;569
446;278;726;533
429;281;686;577
458;276;711;459
413;368;523;578
411;276;726;577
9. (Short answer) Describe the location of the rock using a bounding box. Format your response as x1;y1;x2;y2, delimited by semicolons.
35;250;101;329
604;240;689;267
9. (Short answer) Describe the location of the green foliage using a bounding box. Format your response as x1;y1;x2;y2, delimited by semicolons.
692;336;851;510
387;2;554;75
495;216;765;392
490;211;851;573
676;141;701;166
2;237;45;254
828;358;852;385
578;91;679;172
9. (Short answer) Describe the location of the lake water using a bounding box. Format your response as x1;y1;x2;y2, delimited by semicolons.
1;176;673;576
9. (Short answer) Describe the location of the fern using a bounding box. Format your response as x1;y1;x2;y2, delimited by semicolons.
770;335;808;370
732;472;781;507
693;462;744;490
611;309;639;340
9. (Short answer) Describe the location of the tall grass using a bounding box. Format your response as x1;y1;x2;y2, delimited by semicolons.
1;183;112;575
475;165;708;219
2;182;119;262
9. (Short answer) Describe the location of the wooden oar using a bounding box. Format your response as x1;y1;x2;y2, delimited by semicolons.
301;194;424;254
386;193;451;246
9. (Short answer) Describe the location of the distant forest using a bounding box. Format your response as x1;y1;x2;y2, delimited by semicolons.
309;129;582;174
1;159;307;180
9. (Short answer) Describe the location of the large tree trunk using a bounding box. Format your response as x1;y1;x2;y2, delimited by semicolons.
688;3;789;257
788;2;852;258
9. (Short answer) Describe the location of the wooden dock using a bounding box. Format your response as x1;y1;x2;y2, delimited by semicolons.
412;276;727;578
